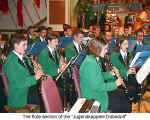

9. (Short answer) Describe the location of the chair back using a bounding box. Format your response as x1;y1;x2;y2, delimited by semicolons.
1;65;9;96
41;75;63;113
72;66;82;98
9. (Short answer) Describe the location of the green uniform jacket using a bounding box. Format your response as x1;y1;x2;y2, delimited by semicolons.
80;55;117;112
38;47;61;77
29;37;42;45
4;52;37;108
98;57;116;82
143;39;150;45
110;52;133;78
36;37;42;43
65;42;78;62
28;38;37;45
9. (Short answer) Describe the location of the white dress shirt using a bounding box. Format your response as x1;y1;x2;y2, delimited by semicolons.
137;41;143;46
73;40;82;53
120;49;127;61
29;35;32;39
13;50;24;61
40;36;45;42
47;46;59;73
48;46;54;56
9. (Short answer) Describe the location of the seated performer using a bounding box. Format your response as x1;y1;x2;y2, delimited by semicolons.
4;34;42;109
38;34;66;78
110;38;139;112
27;26;36;45
79;39;123;112
65;31;86;65
58;25;73;48
36;26;47;42
103;31;116;53
38;34;66;104
110;38;136;78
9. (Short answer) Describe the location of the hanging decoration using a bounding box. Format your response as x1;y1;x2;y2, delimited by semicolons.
0;0;9;15
17;0;24;27
32;0;40;8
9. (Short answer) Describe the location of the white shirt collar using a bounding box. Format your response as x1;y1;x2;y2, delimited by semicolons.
29;35;32;39
13;50;24;61
73;40;80;53
40;36;45;42
137;40;143;46
120;49;127;59
48;46;54;54
96;57;99;62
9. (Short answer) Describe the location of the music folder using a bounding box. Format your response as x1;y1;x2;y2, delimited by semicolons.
136;57;150;84
130;51;150;68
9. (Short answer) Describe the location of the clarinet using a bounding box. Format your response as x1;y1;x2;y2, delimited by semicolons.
106;54;129;98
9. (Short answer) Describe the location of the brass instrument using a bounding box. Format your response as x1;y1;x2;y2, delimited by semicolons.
30;55;46;81
25;52;46;112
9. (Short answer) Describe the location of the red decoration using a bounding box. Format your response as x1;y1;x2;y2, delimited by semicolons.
33;0;40;8
17;0;23;27
0;0;9;14
93;0;98;4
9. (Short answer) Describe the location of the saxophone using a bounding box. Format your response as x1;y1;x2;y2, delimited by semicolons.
30;55;46;81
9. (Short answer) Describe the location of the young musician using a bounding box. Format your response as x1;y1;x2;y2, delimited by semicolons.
104;31;116;53
79;39;123;112
4;34;42;109
65;31;84;63
58;25;73;48
94;25;101;40
110;38;137;112
38;34;66;105
36;26;47;42
136;29;150;46
38;34;66;78
110;38;136;78
27;26;37;45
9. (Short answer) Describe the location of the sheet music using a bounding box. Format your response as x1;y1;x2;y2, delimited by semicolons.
130;51;150;68
82;37;91;45
70;98;86;113
130;52;141;67
136;57;150;84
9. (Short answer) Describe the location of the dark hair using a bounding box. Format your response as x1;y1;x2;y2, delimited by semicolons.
63;24;71;31
38;26;47;32
135;28;143;35
87;39;108;57
105;24;111;31
64;25;72;32
16;29;27;34
11;34;27;46
124;26;129;29
73;30;84;37
114;37;129;52
27;26;35;31
46;34;58;42
94;25;100;30
47;27;52;30
103;30;112;36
